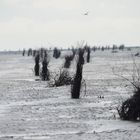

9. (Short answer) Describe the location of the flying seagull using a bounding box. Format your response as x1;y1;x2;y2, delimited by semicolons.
84;12;89;15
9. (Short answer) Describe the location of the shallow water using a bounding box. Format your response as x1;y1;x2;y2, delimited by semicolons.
0;49;140;140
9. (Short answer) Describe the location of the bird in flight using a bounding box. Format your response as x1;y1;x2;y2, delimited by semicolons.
84;12;89;15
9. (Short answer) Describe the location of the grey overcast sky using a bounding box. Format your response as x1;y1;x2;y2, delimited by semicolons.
0;0;140;50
